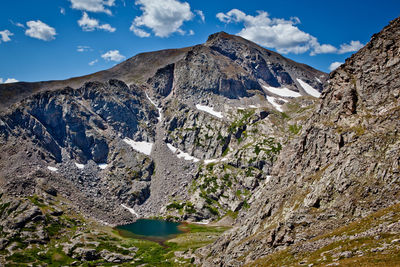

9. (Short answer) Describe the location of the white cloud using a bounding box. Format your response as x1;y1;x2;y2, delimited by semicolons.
101;50;125;62
78;12;116;32
130;0;194;38
195;10;205;22
131;27;150;37
338;40;364;54
188;29;194;35
0;78;19;83
329;61;343;71
89;59;98;65
69;0;115;15
0;30;13;43
216;9;363;56
25;20;56;41
10;20;25;28
216;9;336;55
77;45;92;52
60;7;66;15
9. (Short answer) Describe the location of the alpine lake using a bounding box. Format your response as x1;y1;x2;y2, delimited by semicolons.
116;219;185;243
111;218;230;265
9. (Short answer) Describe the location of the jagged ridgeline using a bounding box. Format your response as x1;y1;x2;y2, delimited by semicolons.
1;16;399;266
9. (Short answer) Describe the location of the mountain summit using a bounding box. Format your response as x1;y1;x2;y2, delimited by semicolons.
0;32;326;112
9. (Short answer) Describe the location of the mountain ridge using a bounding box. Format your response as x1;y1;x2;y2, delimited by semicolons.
199;16;400;266
0;31;326;113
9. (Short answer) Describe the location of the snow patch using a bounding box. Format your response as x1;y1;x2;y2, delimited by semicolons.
204;157;228;165
297;78;321;98
315;77;322;83
75;163;85;169
194;220;210;225
47;166;58;172
267;96;283;112
249;105;257;108
167;143;200;162
121;204;139;217
196;104;223;118
145;92;163;122
123;138;153;156
263;85;302;98
98;163;108;170
266;175;272;183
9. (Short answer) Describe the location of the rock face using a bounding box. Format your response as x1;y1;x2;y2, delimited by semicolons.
0;31;325;224
200;17;400;266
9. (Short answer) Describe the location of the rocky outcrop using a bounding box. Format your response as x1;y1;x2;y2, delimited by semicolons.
0;79;159;223
200;17;400;266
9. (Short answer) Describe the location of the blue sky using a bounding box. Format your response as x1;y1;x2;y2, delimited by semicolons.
0;0;399;83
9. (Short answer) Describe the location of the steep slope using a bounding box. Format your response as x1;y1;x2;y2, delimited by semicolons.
0;31;327;227
0;80;158;224
200;17;400;266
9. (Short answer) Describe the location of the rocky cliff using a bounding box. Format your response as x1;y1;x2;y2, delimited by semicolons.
0;31;326;226
200;17;400;266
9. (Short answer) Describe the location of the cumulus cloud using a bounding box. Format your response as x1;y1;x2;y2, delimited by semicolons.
89;59;98;65
60;7;66;15
217;9;363;56
0;30;13;43
195;10;205;22
338;40;364;54
25;20;56;41
101;50;125;62
0;78;19;83
69;0;115;15
77;45;92;52
130;0;194;38
78;12;116;32
329;61;343;71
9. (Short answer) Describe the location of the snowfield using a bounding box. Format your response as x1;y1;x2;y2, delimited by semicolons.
47;166;58;172
75;163;85;169
204;157;228;164
145;92;163;122
266;96;284;112
121;204;139;217
98;163;108;170
167;143;200;162
297;78;321;98
196;104;223;118
123;138;153;156
263;85;302;97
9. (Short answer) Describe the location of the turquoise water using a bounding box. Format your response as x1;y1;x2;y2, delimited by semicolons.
116;219;183;242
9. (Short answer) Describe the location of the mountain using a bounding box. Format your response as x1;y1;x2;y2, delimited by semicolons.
0;32;326;112
1;16;399;265
0;31;326;223
199;17;400;266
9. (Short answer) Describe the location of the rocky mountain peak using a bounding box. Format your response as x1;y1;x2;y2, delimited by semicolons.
200;16;400;266
206;31;234;42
